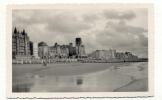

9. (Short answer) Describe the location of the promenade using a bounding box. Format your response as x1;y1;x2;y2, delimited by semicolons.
12;58;147;64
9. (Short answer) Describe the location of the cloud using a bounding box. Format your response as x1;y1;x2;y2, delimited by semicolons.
47;13;91;33
12;8;148;58
103;10;136;20
106;20;147;35
13;10;91;34
94;20;148;57
83;13;100;23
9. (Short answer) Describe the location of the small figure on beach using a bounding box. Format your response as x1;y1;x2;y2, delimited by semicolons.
43;61;47;66
42;59;48;67
42;56;48;67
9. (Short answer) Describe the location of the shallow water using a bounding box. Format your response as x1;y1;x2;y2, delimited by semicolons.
12;62;148;92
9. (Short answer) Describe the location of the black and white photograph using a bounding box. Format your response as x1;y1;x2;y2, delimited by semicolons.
7;4;153;97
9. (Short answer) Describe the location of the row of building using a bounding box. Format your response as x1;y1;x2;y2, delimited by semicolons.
12;27;87;60
12;27;138;61
88;49;138;61
38;41;86;59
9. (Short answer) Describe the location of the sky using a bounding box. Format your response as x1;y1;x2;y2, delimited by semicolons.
12;7;148;58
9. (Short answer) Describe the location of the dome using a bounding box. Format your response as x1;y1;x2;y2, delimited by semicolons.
38;42;48;47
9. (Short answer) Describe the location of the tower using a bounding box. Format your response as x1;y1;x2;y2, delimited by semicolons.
75;37;86;58
75;38;82;46
75;38;82;58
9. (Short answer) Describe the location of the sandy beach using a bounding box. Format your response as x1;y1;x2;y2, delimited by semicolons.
12;62;148;92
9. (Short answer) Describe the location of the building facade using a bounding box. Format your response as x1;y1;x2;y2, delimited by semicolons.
37;38;86;59
33;42;39;59
12;27;32;59
115;52;138;61
48;37;87;59
48;45;57;59
60;45;69;58
38;42;49;59
48;43;70;59
88;49;116;60
89;49;138;61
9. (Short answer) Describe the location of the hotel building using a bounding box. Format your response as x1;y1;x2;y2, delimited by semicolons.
12;27;32;59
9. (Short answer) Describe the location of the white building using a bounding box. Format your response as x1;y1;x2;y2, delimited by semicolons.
88;49;116;60
33;42;39;59
76;45;86;58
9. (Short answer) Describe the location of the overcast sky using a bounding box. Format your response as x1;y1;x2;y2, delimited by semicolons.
12;8;148;58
